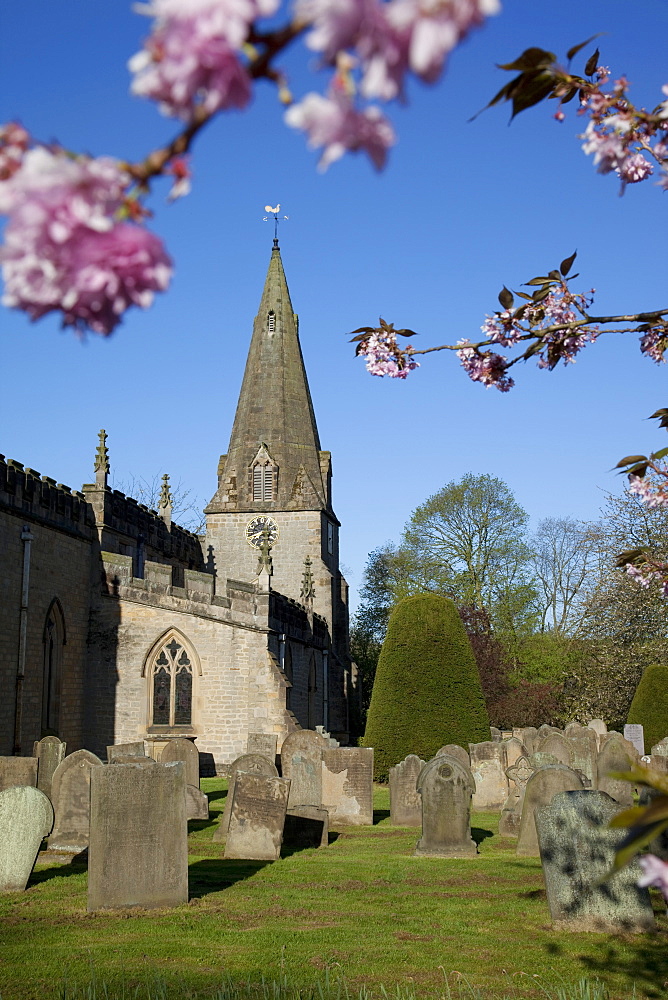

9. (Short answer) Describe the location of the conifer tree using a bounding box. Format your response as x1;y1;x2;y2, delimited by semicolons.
627;663;668;752
362;593;490;780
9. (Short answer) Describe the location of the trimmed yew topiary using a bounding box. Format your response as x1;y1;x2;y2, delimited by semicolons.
627;663;668;751
362;593;490;780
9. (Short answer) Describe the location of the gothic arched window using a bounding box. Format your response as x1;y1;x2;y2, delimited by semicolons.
147;633;195;728
42;599;65;733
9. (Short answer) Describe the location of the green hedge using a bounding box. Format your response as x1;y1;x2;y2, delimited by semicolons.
627;662;668;752
362;593;490;780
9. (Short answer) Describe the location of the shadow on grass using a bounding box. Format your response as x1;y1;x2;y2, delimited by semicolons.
206;789;227;803
188;858;271;897
571;934;668;1000
471;827;494;846
29;851;88;886
373;809;390;824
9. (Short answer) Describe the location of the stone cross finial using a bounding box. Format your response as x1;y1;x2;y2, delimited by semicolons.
94;429;109;487
256;524;273;577
300;556;315;604
158;473;172;527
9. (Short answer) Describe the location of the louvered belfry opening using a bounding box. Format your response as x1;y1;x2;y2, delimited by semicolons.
253;462;275;502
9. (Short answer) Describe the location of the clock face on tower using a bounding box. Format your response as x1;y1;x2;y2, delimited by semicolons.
245;515;279;548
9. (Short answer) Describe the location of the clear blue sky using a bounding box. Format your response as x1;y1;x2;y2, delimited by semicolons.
1;1;667;608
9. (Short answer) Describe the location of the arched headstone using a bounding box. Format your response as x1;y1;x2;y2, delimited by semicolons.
48;749;104;852
414;754;477;858
33;736;66;800
0;786;54;892
516;764;584;857
389;754;425;826
161;738;200;787
213;753;278;840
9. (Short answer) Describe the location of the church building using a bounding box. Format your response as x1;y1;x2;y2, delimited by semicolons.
0;241;353;768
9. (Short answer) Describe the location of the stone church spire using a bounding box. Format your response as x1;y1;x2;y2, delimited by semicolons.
206;241;331;513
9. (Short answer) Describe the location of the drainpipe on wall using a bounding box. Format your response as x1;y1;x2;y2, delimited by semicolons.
323;650;329;731
14;525;34;755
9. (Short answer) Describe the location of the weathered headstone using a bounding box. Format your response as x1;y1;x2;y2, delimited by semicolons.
48;749;104;852
0;757;38;793
538;733;573;767
107;742;145;762
283;805;329;849
501;737;527;768
285;748;322;808
468;741;508;811
0;786;54;892
490;726;502;742
649;754;668;774
537;724;562;741
514;727;538;755
499;755;534;838
414;754;477;858
597;735;639;806
32;737;66;800
186;784;209;820
111;755;156;767
321;748;374;826
624;724;645;757
567;730;598;788
516;764;584;857
564;722;585;738
389;754;425;827
213;753;278;840
436;745;470;767
88;761;188;911
587;719;607;742
529;751;560;770
536;790;655;932
651;737;668;757
246;732;278;760
161;738;200;787
281;729;329;763
224;772;290;861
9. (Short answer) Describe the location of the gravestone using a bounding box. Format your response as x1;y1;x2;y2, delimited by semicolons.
414;754;477;858
48;749;104;851
247;732;278;761
490;726;502;742
514;727;538;754
280;729;329;768
107;742;145;762
587;719;607;744
597;735;638;806
285;748;322;808
499;755;534;838
32;737;66;800
564;722;585;738
389;754;425;827
538;733;572;767
529;751;560;770
516;764;584;857
321;748;374;826
567;731;598;788
283;805;329;849
186;784;209;820
623;724;645;757
224;772;290;861
436;745;470;767
213;753;278;841
0;757;38;793
88;761;187;911
0;786;54;892
648;754;668;773
112;755;156;767
501;737;527;768
651;737;668;756
468;741;508;811
536;790;655;932
161;738;200;787
537;724;562;741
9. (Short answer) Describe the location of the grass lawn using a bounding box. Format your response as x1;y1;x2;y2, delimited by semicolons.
0;781;666;1000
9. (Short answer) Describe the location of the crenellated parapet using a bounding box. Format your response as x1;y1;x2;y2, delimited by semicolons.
0;455;95;539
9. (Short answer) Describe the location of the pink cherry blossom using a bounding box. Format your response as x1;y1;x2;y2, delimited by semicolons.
639;325;668;363
628;474;668;508
356;328;419;378
0;122;30;182
130;0;276;119
638;854;668;901
284;89;395;170
456;341;514;391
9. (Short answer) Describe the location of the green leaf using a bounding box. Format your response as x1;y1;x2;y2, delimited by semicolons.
610;796;668;829
611;818;668;872
395;329;419;338
560;87;579;105
649;408;668;419
650;447;668;461
548;270;562;282
532;286;552;302
566;36;601;61
510;72;557;119
348;327;375;335
560;251;577;276
497;48;557;72
584;48;600;77
615;455;648;468
498;286;514;309
609;805;648;828
609;765;668;795
515;292;534;301
525;276;552;285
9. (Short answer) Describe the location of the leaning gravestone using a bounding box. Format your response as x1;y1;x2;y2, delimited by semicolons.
389;754;425;827
536;790;655;932
0;786;54;892
107;741;145;762
414;754;477;858
186;784;209;820
597;735;638;807
321;748;374;826
247;732;278;760
468;741;508;811
516;764;584;857
88;761;188;911
33;737;66;800
285;748;322;808
161;738;200;787
224;772;290;861
283;805;329;848
48;749;104;852
624;724;645;757
436;745;470;767
213;753;278;841
499;755;534;838
0;757;38;793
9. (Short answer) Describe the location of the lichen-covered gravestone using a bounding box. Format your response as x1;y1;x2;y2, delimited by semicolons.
516;765;584;857
597;735;639;806
246;732;278;760
414;754;477;858
501;737;527;768
536;790;655;932
499;755;534;838
0;786;54;892
161;738;200;787
213;753;278;841
567;730;598;789
185;783;209;820
285;748;323;808
651;737;668;756
468;742;508;811
106;742;145;762
389;754;425;827
436;745;470;767
0;757;38;793
88;761;188;911
224;772;290;861
321;748;373;826
33;736;66;800
537;733;573;768
48;749;103;852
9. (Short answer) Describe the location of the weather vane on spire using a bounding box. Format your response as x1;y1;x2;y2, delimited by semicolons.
263;204;289;243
